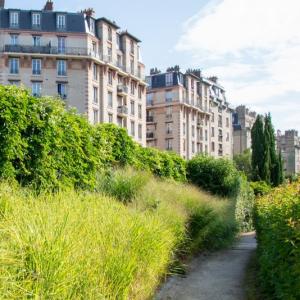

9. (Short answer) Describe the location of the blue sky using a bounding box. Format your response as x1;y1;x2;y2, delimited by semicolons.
7;0;300;132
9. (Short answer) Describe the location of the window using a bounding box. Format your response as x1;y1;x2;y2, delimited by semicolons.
130;59;134;74
226;117;229;127
138;104;142;119
57;60;67;76
138;124;142;140
211;142;215;152
57;15;66;30
117;55;122;68
166;139;173;150
93;64;98;80
90;19;95;34
107;47;112;62
166;123;172;134
205;130;208;141
32;13;41;27
130;82;135;95
32;59;41;75
58;37;66;54
116;34;121;49
93;87;98;103
192;125;195;137
131;121;135;136
183;123;186;135
93;109;99;124
166;73;173;86
108;71;113;85
183;139;186;152
147;93;153;105
212;127;215;137
108;114;113;123
32;82;41;97
10;34;18;46
130;100;135;115
192;141;195;153
10;11;19;27
9;58;19;74
130;40;134;54
212;112;215;122
92;42;97;55
226;132;230;142
108;91;113;108
108;26;112;41
138;86;142;99
57;83;67;99
33;36;41;47
166;90;173;102
218;115;222;127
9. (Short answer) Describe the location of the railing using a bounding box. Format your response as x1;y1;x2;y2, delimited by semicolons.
117;106;128;114
2;44;146;80
117;85;128;94
146;132;155;139
147;116;154;122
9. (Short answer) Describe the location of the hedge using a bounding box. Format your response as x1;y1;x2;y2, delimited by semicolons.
0;85;186;190
255;180;300;299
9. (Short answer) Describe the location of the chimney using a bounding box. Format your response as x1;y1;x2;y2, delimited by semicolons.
0;0;5;9
81;8;95;18
43;0;53;11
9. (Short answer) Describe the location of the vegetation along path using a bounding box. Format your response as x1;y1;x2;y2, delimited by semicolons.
156;232;256;300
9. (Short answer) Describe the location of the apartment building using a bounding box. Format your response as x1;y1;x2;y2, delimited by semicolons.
233;105;257;155
277;130;300;176
146;67;233;160
0;0;146;145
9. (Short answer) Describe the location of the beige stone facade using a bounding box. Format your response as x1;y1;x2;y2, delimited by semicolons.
0;2;146;145
233;105;257;155
146;69;233;160
277;130;300;176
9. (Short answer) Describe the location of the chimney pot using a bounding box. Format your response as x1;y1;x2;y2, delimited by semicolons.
43;0;53;11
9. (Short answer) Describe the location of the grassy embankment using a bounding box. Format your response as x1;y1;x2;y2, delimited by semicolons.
0;169;237;299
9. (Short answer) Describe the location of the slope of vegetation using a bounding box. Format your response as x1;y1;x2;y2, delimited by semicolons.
0;171;237;299
255;180;300;299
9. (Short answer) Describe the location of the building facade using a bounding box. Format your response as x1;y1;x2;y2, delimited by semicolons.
0;1;146;145
277;130;300;176
146;68;233;160
232;105;257;155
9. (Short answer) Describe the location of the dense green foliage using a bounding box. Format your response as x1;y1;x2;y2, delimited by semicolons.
250;181;272;196
233;149;252;179
0;171;237;299
187;155;240;197
187;155;255;231
0;86;185;190
254;180;300;299
251;113;283;186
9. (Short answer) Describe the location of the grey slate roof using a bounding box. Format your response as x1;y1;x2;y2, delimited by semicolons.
0;9;86;33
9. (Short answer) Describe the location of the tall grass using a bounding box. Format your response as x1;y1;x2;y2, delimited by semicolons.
0;170;237;299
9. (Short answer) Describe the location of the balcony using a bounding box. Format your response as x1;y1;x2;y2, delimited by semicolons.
117;85;128;95
147;116;154;123
117;106;128;115
3;44;90;56
146;132;155;139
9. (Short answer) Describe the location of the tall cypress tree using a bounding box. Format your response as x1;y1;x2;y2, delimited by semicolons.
251;115;265;181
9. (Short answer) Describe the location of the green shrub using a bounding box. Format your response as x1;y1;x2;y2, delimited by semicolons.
254;180;300;299
235;177;255;232
250;181;271;196
97;168;148;204
187;155;240;197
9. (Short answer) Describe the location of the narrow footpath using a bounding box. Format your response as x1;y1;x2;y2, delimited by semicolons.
156;232;256;300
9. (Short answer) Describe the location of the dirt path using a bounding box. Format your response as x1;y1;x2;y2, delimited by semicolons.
156;232;256;300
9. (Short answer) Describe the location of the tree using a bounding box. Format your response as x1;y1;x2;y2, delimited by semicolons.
251;115;265;181
233;149;252;179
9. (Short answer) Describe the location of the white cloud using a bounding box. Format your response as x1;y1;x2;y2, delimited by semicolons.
176;0;300;130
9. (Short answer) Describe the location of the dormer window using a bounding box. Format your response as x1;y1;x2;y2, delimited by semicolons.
57;14;66;30
32;13;41;28
90;19;95;34
10;11;19;28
